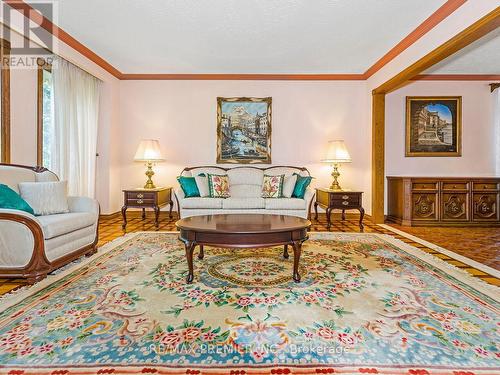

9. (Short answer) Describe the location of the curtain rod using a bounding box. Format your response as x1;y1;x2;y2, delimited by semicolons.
0;22;103;82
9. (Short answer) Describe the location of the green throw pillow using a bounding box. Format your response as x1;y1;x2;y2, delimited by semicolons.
177;176;200;198
292;174;313;199
0;184;35;215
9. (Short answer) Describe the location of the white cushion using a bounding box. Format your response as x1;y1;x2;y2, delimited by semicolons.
37;212;96;239
265;198;306;210
223;197;266;209
229;184;262;198
264;167;308;177
181;197;223;209
18;181;69;215
227;168;264;185
194;175;210;197
282;174;297;198
182;167;227;178
44;225;96;261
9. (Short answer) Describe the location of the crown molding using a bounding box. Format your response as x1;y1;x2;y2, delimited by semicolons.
119;73;366;81
413;74;500;81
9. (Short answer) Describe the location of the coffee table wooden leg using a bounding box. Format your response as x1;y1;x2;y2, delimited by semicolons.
198;245;204;260
283;244;289;259
291;241;302;283
185;241;195;283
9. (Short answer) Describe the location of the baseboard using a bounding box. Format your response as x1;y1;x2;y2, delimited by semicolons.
100;211;179;220
99;212;121;219
100;211;370;220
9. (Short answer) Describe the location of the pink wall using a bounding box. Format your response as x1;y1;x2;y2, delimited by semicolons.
118;80;373;214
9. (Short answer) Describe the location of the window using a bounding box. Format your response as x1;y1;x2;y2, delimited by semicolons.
37;58;54;168
1;39;10;163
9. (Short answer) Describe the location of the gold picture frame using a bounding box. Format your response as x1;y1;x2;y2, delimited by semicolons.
216;97;272;164
405;96;462;157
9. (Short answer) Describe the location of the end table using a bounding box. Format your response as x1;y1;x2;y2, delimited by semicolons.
122;187;173;229
314;188;365;231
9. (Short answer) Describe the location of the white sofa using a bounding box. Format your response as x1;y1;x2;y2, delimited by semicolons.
175;166;315;219
0;164;99;283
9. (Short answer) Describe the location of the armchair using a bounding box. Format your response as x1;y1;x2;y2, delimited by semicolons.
0;164;99;283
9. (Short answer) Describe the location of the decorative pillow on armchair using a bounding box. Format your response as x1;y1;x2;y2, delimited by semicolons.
207;173;230;198
262;174;284;198
18;181;69;215
0;184;35;215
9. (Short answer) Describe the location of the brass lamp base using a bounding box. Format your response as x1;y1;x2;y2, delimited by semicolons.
144;161;156;189
329;164;343;191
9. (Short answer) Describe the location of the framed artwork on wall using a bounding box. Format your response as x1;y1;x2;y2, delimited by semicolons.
216;97;272;164
405;96;462;157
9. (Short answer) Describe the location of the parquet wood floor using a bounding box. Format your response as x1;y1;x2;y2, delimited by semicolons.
1;212;498;297
388;224;499;270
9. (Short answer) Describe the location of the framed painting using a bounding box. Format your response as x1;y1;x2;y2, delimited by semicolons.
216;97;272;164
406;96;462;157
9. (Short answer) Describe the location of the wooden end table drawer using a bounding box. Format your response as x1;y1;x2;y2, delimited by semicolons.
122;187;173;229
332;200;359;208
126;198;156;206
127;191;156;200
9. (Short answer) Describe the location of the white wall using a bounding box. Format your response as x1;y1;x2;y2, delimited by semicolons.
119;80;372;214
385;81;497;177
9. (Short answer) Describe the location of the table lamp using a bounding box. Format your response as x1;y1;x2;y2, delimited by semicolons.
134;139;165;189
321;140;351;191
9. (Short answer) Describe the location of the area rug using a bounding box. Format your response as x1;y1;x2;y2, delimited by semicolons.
0;232;498;375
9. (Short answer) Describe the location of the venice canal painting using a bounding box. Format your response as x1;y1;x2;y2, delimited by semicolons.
217;97;272;164
406;96;462;157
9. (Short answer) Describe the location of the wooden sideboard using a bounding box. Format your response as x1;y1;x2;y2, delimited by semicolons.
387;177;500;226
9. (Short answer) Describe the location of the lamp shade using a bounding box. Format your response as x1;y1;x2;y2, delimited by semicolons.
134;139;165;161
321;140;351;163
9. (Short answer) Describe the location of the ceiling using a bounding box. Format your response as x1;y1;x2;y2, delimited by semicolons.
35;0;449;74
424;28;500;74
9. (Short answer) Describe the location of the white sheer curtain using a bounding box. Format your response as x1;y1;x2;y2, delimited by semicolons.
494;88;500;176
51;57;101;198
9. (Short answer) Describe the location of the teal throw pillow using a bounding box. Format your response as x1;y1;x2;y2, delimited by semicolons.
177;176;200;198
292;174;313;199
0;184;35;215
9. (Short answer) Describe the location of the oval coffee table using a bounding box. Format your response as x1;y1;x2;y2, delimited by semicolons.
176;214;311;283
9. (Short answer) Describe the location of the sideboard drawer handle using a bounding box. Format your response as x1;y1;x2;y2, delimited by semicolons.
137;193;144;198
137;199;143;204
484;185;488;189
342;201;349;206
342;195;349;200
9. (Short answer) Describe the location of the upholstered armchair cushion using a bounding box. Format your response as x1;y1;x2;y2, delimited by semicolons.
37;212;97;240
18;181;70;215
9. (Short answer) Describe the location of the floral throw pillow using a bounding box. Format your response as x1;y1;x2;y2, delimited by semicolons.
262;174;284;198
207;173;230;198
